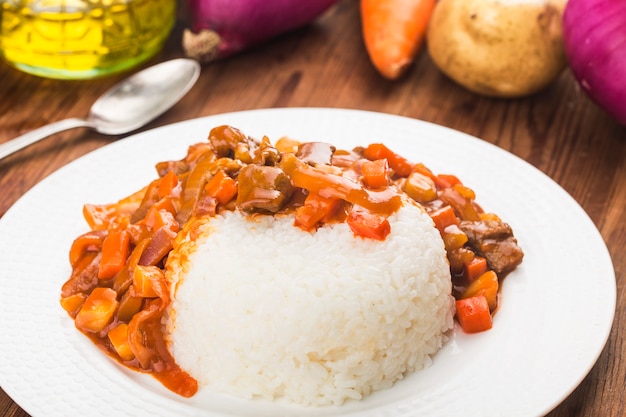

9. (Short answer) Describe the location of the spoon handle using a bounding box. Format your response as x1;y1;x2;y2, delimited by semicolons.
0;118;93;161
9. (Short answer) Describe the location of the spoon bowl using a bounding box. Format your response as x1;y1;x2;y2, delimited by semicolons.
0;58;201;160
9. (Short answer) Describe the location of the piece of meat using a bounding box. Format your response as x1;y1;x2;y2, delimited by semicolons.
460;219;524;274
296;142;336;166
236;165;293;213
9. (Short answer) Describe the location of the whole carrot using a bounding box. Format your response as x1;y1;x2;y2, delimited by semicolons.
360;0;436;79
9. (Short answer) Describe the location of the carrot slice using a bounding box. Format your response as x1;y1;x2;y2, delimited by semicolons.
361;158;390;188
98;230;131;280
362;143;414;177
456;295;493;333
434;174;461;189
360;0;436;79
463;256;488;282
347;207;391;240
204;170;238;205
294;193;341;230
144;206;179;232
157;169;180;199
429;205;459;235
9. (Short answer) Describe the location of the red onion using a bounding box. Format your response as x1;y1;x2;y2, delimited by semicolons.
184;0;339;62
563;0;626;125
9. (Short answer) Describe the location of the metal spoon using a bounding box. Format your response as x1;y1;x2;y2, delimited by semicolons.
0;58;201;161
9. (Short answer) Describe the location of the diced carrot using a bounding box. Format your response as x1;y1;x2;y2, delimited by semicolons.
434;173;461;189
147;196;178;219
204;170;238;205
74;287;119;333
113;238;151;294
157;170;180;199
455;295;493;333
429;205;459;235
361;158;389;188
461;270;499;311
60;293;87;316
403;171;437;203
132;265;165;298
294;193;342;230
463;256;488;282
98;230;131;280
108;323;135;361
346;207;391;240
144;206;179;233
362;143;414;177
294;205;322;230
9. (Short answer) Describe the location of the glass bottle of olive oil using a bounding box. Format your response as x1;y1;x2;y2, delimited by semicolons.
0;0;176;79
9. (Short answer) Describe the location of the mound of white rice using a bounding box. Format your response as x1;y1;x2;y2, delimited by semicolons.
164;202;454;406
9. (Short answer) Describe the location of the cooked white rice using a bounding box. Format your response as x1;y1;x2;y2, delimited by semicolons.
164;201;454;406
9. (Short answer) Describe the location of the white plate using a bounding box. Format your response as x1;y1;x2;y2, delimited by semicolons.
0;108;616;417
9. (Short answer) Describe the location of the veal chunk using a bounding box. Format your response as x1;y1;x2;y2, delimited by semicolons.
460;219;524;275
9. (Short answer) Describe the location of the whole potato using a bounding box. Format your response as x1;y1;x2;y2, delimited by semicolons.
427;0;567;98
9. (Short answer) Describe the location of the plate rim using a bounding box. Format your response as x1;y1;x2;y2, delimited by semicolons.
0;107;616;417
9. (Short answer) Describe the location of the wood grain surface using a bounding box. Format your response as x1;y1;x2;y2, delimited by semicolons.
1;1;624;416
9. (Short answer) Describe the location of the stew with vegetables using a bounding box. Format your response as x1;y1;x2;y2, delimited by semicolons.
60;125;523;396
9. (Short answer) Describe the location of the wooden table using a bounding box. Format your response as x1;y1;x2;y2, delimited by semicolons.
1;1;624;416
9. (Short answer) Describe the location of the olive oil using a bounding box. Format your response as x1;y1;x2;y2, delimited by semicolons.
0;0;176;79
